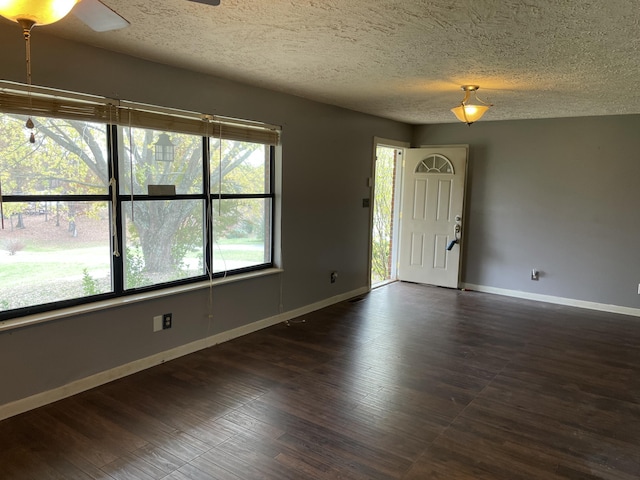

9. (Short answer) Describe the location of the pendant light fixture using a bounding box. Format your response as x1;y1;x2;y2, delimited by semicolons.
451;85;492;125
0;1;81;142
0;0;80;26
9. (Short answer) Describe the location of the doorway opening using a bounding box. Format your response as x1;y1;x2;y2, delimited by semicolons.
371;144;403;287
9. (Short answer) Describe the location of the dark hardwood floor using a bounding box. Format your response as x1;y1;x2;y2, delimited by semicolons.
1;282;640;479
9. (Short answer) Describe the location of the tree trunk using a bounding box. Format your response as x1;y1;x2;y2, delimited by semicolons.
132;201;193;273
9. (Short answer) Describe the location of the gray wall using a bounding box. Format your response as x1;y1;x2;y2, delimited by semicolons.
0;27;411;406
3;23;639;410
414;117;640;309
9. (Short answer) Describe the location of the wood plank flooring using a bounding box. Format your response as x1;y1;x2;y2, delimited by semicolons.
1;282;640;479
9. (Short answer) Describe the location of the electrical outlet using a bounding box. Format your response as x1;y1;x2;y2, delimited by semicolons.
153;315;163;332
330;271;338;284
163;313;172;329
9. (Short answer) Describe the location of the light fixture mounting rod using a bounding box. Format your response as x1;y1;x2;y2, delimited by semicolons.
17;19;36;84
17;18;37;141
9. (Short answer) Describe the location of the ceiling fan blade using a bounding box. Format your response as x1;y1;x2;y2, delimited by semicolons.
72;0;130;32
188;0;221;5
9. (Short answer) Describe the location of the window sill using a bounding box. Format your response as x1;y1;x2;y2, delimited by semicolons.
0;268;283;333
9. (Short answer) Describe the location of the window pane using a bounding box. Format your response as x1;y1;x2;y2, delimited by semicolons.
211;198;271;273
210;139;269;194
0;201;112;312
118;127;203;195
123;199;205;289
0;114;109;195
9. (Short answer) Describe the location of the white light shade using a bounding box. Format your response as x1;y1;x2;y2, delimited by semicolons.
451;104;490;125
0;0;79;26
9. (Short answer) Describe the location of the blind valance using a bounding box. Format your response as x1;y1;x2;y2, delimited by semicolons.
0;82;280;145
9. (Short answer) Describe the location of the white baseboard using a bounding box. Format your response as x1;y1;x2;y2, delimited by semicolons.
462;283;640;318
0;286;369;422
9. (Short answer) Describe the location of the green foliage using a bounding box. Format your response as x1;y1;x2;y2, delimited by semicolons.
0;115;108;196
81;268;101;296
125;247;150;289
170;207;202;274
211;199;242;238
371;147;396;284
210;140;266;241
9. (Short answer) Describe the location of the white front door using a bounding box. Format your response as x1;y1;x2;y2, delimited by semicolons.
398;146;468;288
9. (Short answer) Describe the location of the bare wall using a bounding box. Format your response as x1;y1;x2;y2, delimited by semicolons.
414;116;640;309
0;26;411;407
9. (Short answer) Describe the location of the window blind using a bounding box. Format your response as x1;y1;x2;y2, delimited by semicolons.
0;82;280;145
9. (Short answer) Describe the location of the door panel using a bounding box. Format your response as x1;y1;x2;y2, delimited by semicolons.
398;146;467;288
436;179;452;220
434;234;448;269
412;179;428;220
410;233;425;266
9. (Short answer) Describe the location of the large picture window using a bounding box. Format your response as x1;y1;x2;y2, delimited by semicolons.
0;86;278;319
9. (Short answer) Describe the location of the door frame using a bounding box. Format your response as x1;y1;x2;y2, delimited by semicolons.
368;141;470;291
369;137;409;290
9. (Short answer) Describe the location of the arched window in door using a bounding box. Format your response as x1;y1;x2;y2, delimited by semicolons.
415;154;454;174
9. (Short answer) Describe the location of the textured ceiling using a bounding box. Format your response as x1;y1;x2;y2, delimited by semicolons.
4;0;640;124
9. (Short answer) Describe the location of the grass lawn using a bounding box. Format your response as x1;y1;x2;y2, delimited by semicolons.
1;239;266;311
